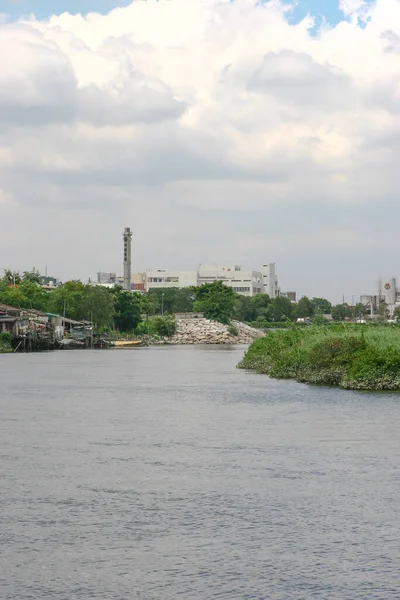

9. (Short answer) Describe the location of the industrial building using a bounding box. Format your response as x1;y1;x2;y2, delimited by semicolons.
360;277;400;316
133;263;281;298
96;229;285;299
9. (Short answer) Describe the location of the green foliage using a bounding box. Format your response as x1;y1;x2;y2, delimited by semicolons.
378;301;389;319
235;296;258;322
235;294;292;324
248;321;291;329
49;281;114;328
112;288;144;332
270;296;293;322
146;287;195;315
23;269;41;284
352;303;368;318
294;296;315;319
239;325;400;390
135;316;176;337
331;303;351;322
311;297;332;314
151;316;176;337
0;278;50;311
192;281;236;324
228;324;239;337
1;270;21;286
0;332;11;352
312;314;331;325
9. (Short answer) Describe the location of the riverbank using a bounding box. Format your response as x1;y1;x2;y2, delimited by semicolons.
239;325;400;390
154;318;264;345
0;333;11;353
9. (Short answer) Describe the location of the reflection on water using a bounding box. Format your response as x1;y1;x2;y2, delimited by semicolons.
1;346;400;599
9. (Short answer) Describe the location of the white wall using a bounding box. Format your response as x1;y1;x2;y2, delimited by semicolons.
262;263;279;298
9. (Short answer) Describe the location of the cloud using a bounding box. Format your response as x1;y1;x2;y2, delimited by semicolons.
0;0;400;301
0;23;184;125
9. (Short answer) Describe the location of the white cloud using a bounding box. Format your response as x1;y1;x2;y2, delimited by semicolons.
1;0;400;300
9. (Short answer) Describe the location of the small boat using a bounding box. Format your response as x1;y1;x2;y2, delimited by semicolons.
113;340;144;348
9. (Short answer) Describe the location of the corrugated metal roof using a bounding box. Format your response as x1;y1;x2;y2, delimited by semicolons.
0;303;20;313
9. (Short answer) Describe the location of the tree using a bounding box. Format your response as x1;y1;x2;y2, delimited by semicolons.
17;280;50;312
1;270;21;286
235;296;257;322
146;287;195;315
312;297;332;315
378;301;389;320
331;303;351;322
49;282;114;328
192;281;236;324
394;306;400;321
270;296;293;322
0;285;29;309
22;269;41;284
352;303;368;319
112;288;143;332
294;296;315;319
49;281;86;320
84;286;115;329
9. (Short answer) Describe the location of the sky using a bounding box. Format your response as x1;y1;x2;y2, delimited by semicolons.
0;0;399;302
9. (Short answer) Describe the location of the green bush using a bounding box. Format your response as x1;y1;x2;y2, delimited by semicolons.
247;321;291;329
239;325;400;390
228;325;239;337
151;316;176;337
0;332;11;352
135;317;176;337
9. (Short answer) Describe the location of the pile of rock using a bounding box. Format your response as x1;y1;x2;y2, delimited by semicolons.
169;318;264;345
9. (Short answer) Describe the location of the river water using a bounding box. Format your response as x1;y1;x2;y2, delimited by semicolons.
1;345;400;600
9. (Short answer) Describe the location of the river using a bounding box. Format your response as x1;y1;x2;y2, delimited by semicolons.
1;345;400;599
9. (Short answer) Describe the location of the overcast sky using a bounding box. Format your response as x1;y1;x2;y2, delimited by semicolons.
0;0;399;302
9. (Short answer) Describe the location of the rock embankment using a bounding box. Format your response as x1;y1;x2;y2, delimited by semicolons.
169;318;264;345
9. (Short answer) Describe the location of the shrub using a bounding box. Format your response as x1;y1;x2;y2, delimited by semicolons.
239;325;400;390
150;316;176;337
0;332;11;352
228;325;239;337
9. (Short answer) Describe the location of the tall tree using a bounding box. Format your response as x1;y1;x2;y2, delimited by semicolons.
270;296;293;322
192;281;236;324
331;303;351;322
112;288;144;332
312;297;332;315
294;296;315;319
235;296;257;322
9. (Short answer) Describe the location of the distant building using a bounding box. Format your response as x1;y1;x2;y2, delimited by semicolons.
97;272;117;284
283;291;297;303
360;277;400;317
262;263;279;298
140;263;278;297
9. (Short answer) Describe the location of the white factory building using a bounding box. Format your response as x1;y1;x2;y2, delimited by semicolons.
360;277;400;316
136;263;280;298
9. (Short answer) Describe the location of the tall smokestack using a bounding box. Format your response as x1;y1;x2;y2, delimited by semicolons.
123;227;132;291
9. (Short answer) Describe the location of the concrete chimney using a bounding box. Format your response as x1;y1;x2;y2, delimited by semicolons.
123;227;132;291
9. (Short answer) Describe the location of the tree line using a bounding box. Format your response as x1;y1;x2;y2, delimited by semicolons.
1;269;397;333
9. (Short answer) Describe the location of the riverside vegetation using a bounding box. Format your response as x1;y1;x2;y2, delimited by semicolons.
239;325;400;391
0;333;11;353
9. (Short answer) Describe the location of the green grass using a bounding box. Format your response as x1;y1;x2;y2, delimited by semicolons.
238;325;400;390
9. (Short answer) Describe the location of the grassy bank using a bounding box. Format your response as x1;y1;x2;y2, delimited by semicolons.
239;325;400;390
